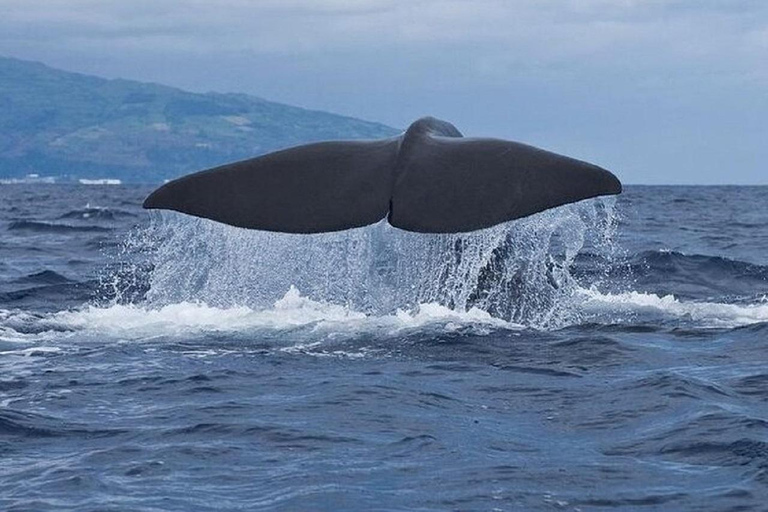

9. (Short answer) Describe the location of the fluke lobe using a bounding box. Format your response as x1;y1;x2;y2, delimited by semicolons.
143;117;622;233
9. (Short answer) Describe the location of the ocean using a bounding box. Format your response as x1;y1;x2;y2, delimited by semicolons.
1;184;767;511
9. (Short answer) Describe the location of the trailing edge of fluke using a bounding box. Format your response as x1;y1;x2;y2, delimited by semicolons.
143;117;622;234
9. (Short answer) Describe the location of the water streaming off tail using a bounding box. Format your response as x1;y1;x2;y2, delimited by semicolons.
108;199;618;328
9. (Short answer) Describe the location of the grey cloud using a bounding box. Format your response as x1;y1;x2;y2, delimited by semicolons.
0;0;766;183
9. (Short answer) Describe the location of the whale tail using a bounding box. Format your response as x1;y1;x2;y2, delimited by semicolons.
143;117;621;233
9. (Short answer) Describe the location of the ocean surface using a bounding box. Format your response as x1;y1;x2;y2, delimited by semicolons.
1;184;767;511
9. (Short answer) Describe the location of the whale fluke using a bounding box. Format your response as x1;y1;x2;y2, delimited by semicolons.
143;117;621;233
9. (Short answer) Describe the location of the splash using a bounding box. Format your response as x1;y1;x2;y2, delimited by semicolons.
105;198;619;329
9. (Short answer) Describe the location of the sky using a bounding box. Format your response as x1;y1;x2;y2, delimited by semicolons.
1;0;767;184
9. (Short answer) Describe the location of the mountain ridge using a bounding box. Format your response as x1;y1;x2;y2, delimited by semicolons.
0;56;400;183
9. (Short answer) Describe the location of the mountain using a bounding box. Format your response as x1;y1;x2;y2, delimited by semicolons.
0;57;399;183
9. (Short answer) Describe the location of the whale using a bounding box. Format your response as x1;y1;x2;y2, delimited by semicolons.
143;117;621;233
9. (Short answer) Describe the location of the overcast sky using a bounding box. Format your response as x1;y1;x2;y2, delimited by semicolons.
2;0;766;184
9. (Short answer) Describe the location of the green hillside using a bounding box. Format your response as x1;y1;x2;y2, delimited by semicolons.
0;57;399;182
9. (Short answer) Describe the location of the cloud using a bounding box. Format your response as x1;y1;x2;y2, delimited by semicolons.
4;0;765;89
3;1;765;96
0;0;766;183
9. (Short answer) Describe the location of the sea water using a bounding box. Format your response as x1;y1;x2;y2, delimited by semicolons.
1;184;767;510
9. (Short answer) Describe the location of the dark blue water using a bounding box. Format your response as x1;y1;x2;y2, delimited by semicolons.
1;184;767;511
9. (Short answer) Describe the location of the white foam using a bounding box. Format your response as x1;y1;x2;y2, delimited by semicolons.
39;286;517;341
4;278;768;348
4;283;767;346
579;288;768;328
0;346;62;357
78;178;122;185
0;175;57;184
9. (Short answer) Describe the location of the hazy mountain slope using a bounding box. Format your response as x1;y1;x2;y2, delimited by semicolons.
0;57;399;182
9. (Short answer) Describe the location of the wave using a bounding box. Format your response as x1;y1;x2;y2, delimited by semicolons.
0;286;514;345
578;288;768;328
605;408;768;485
58;206;137;221
7;220;113;233
0;408;125;438
627;250;768;296
10;270;73;286
0;272;96;311
2;285;766;348
601;249;768;279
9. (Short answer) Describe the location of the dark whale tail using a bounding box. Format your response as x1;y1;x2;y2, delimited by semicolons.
143;117;621;233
